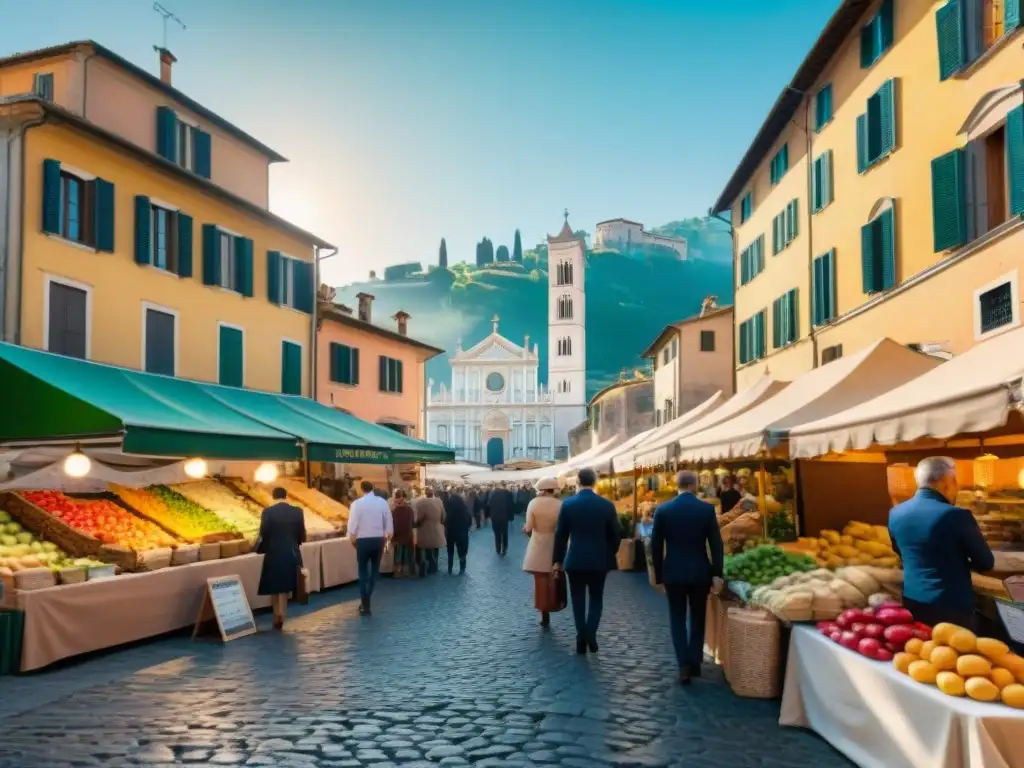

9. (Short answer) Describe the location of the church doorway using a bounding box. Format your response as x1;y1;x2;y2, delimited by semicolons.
486;437;505;467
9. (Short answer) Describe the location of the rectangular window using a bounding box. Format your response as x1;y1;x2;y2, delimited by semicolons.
329;342;360;385
740;192;753;224
33;72;54;101
671;338;678;359
812;250;837;326
772;200;799;254
379;355;404;393
770;145;789;185
144;306;176;376
815;84;833;131
812;151;834;213
740;235;765;284
861;207;897;294
277;255;297;308
46;280;88;359
219;231;237;291
150;205;179;273
738;310;767;365
218;325;244;387
861;0;895;68
821;344;844;365
937;0;1020;80
700;330;715;352
59;172;91;245
662;347;670;365
176;120;196;173
979;281;1013;333
281;340;302;395
772;289;799;349
857;79;897;173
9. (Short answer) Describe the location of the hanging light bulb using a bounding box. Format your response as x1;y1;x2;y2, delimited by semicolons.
63;449;91;478
183;458;208;479
254;462;279;484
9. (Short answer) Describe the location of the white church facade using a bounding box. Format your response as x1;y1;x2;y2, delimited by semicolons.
426;213;588;465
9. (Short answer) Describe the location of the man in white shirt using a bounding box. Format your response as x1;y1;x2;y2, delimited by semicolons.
348;480;394;616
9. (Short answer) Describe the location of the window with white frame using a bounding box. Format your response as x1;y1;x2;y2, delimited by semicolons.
277;254;297;308
150;205;179;273
218;230;238;291
176;120;197;173
33;72;54;101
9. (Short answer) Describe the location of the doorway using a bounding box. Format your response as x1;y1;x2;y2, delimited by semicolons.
486;437;505;467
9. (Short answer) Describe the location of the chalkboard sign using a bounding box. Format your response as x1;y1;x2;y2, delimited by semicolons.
192;575;257;642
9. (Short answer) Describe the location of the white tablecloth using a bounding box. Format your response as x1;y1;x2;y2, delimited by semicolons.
780;626;1024;768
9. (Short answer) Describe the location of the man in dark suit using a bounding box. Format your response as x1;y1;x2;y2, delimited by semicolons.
487;483;514;556
652;470;724;684
889;456;993;628
444;488;473;574
553;467;620;655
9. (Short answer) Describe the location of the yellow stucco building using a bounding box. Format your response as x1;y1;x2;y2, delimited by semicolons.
713;0;1023;390
0;42;332;396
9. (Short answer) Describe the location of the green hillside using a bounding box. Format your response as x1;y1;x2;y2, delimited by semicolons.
335;217;734;400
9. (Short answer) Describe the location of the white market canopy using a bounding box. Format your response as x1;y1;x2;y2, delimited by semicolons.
463;435;623;486
424;462;492;482
612;390;725;473
789;325;1024;458
676;338;944;462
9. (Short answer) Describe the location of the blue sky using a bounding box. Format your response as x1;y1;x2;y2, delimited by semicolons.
3;0;838;284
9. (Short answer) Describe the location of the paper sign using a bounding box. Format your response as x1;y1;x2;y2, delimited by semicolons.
193;575;257;642
1004;575;1024;603
995;599;1024;644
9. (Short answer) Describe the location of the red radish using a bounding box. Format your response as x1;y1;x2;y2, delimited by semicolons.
874;647;894;662
837;608;868;627
839;631;860;650
875;607;914;626
885;641;903;654
829;630;844;643
817;621;839;635
851;622;867;636
883;625;915;646
863;623;886;639
913;622;932;640
858;637;882;657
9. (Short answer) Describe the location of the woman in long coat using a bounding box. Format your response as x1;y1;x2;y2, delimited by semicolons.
522;477;562;627
256;487;307;630
413;489;446;576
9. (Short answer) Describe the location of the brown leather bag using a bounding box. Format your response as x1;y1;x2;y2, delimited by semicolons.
546;571;568;613
296;567;309;605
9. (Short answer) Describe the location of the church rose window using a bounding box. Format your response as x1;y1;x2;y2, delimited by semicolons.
486;372;505;392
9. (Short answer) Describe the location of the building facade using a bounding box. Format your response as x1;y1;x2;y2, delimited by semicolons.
593;218;687;259
713;0;1023;390
426;317;556;465
317;289;443;439
587;377;655;446
0;41;329;395
641;298;735;425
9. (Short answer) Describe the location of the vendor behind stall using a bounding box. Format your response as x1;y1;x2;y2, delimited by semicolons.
888;456;995;629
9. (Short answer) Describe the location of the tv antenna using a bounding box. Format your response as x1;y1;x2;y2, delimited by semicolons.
153;3;186;50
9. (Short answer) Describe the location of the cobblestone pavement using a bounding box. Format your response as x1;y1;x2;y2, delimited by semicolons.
0;528;852;768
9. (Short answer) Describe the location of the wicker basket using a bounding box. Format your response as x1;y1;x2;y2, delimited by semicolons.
137;548;173;572
725;607;781;699
13;567;56;591
220;539;244;559
58;567;88;585
171;545;200;566
98;544;138;572
2;493;102;557
199;542;222;561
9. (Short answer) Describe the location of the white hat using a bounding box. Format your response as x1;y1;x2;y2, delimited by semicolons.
535;477;559;491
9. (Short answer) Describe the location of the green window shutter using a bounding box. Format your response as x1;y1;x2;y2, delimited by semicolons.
772;214;781;254
267;250;282;304
757;235;765;273
235;236;254;297
42;158;62;234
757;311;767;358
176;212;193;278
772;298;782;349
134;196;151;265
930;148;968;251
202;224;220;285
812;157;822;211
379;356;388;391
860;22;875;68
740;247;749;284
156;106;177;161
780;144;788;175
1007;0;1021;31
878;0;895;52
281;341;302;395
790;199;799;240
879;208;896;290
328;342;340;382
351;347;360;385
825;250;836;322
738;321;748;364
193;129;212;179
936;0;966;81
822;151;833;207
878;79;896;157
396;359;404;393
293;260;314;314
861;221;876;293
1007;105;1024;216
812;256;824;326
856;114;869;173
787;289;799;344
815;85;833;131
218;326;244;387
93;178;115;252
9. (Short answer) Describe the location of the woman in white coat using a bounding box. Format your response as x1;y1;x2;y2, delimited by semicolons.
522;477;562;627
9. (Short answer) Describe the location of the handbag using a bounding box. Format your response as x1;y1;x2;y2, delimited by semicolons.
547;570;568;613
296;567;310;605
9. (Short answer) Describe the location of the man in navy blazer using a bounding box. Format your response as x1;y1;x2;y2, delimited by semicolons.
651;470;724;684
553;467;621;655
889;456;993;629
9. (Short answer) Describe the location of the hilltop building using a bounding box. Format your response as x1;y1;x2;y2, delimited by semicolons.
426;212;588;464
594;218;687;259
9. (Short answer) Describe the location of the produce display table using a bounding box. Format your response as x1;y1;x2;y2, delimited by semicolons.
319;538;358;588
780;626;1024;768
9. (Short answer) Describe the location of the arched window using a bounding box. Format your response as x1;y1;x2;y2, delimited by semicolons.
556;261;574;286
557;336;571;356
861;198;897;295
437;424;448;445
557;295;573;320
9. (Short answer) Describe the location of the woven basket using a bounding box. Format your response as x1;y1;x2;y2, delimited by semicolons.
58;567;87;585
725;607;781;699
220;540;244;559
13;567;56;591
137;548;173;572
715;596;732;674
199;542;222;561
2;493;102;557
171;545;200;566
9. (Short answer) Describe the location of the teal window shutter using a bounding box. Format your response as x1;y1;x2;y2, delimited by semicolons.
856;114;869;173
772;214;781;254
218;325;244;387
861;221;876;293
202;224;220;285
293;260;314;314
772;297;782;349
813;250;837;325
235;236;254;297
328;342;341;382
822;151;833;208
42;158;61;234
878;79;896;157
134;196;152;265
93;178;115;252
281;341;302;395
1007;0;1021;31
815;85;833;131
740;247;749;285
351;347;360;384
194;129;212;179
787;289;799;344
812;255;823;326
790;199;799;240
156;106;177;161
756;311;766;358
757;235;765;273
396;359;404;393
267;250;282;304
1007;105;1024;216
738;320;749;364
176;212;193;278
880;208;896;290
930;148;968;252
824;250;836;322
780;145;788;175
378;356;388;391
860;23;875;68
878;0;895;52
936;0;966;81
812;157;823;211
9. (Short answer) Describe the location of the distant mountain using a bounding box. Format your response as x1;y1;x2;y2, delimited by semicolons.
335;216;734;400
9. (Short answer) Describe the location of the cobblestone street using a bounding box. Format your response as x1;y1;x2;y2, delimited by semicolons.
0;529;851;768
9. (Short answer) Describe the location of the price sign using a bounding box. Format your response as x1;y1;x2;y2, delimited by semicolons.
192;575;257;643
995;599;1024;645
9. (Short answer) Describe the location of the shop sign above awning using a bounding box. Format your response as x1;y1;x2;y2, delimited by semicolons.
676;339;943;462
789;326;1024;458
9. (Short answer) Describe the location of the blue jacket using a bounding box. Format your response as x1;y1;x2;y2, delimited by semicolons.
650;493;724;587
553;489;620;572
889;488;994;614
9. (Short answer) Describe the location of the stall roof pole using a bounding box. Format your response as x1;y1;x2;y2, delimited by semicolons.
758;461;768;540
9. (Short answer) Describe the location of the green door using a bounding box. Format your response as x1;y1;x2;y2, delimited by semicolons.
219;325;244;387
281;340;302;395
486;437;504;467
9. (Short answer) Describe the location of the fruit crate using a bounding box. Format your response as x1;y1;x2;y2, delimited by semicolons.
110;485;243;545
0;609;24;676
1;492;102;558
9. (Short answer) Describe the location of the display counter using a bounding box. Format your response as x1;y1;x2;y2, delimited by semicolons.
781;626;1024;768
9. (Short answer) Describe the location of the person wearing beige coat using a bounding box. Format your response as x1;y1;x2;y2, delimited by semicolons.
522;477;562;627
413;489;446;576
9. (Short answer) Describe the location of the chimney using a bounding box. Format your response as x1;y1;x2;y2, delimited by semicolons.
356;292;374;323
156;47;177;86
393;310;410;336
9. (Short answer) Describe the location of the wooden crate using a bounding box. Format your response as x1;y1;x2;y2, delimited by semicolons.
1;493;102;557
